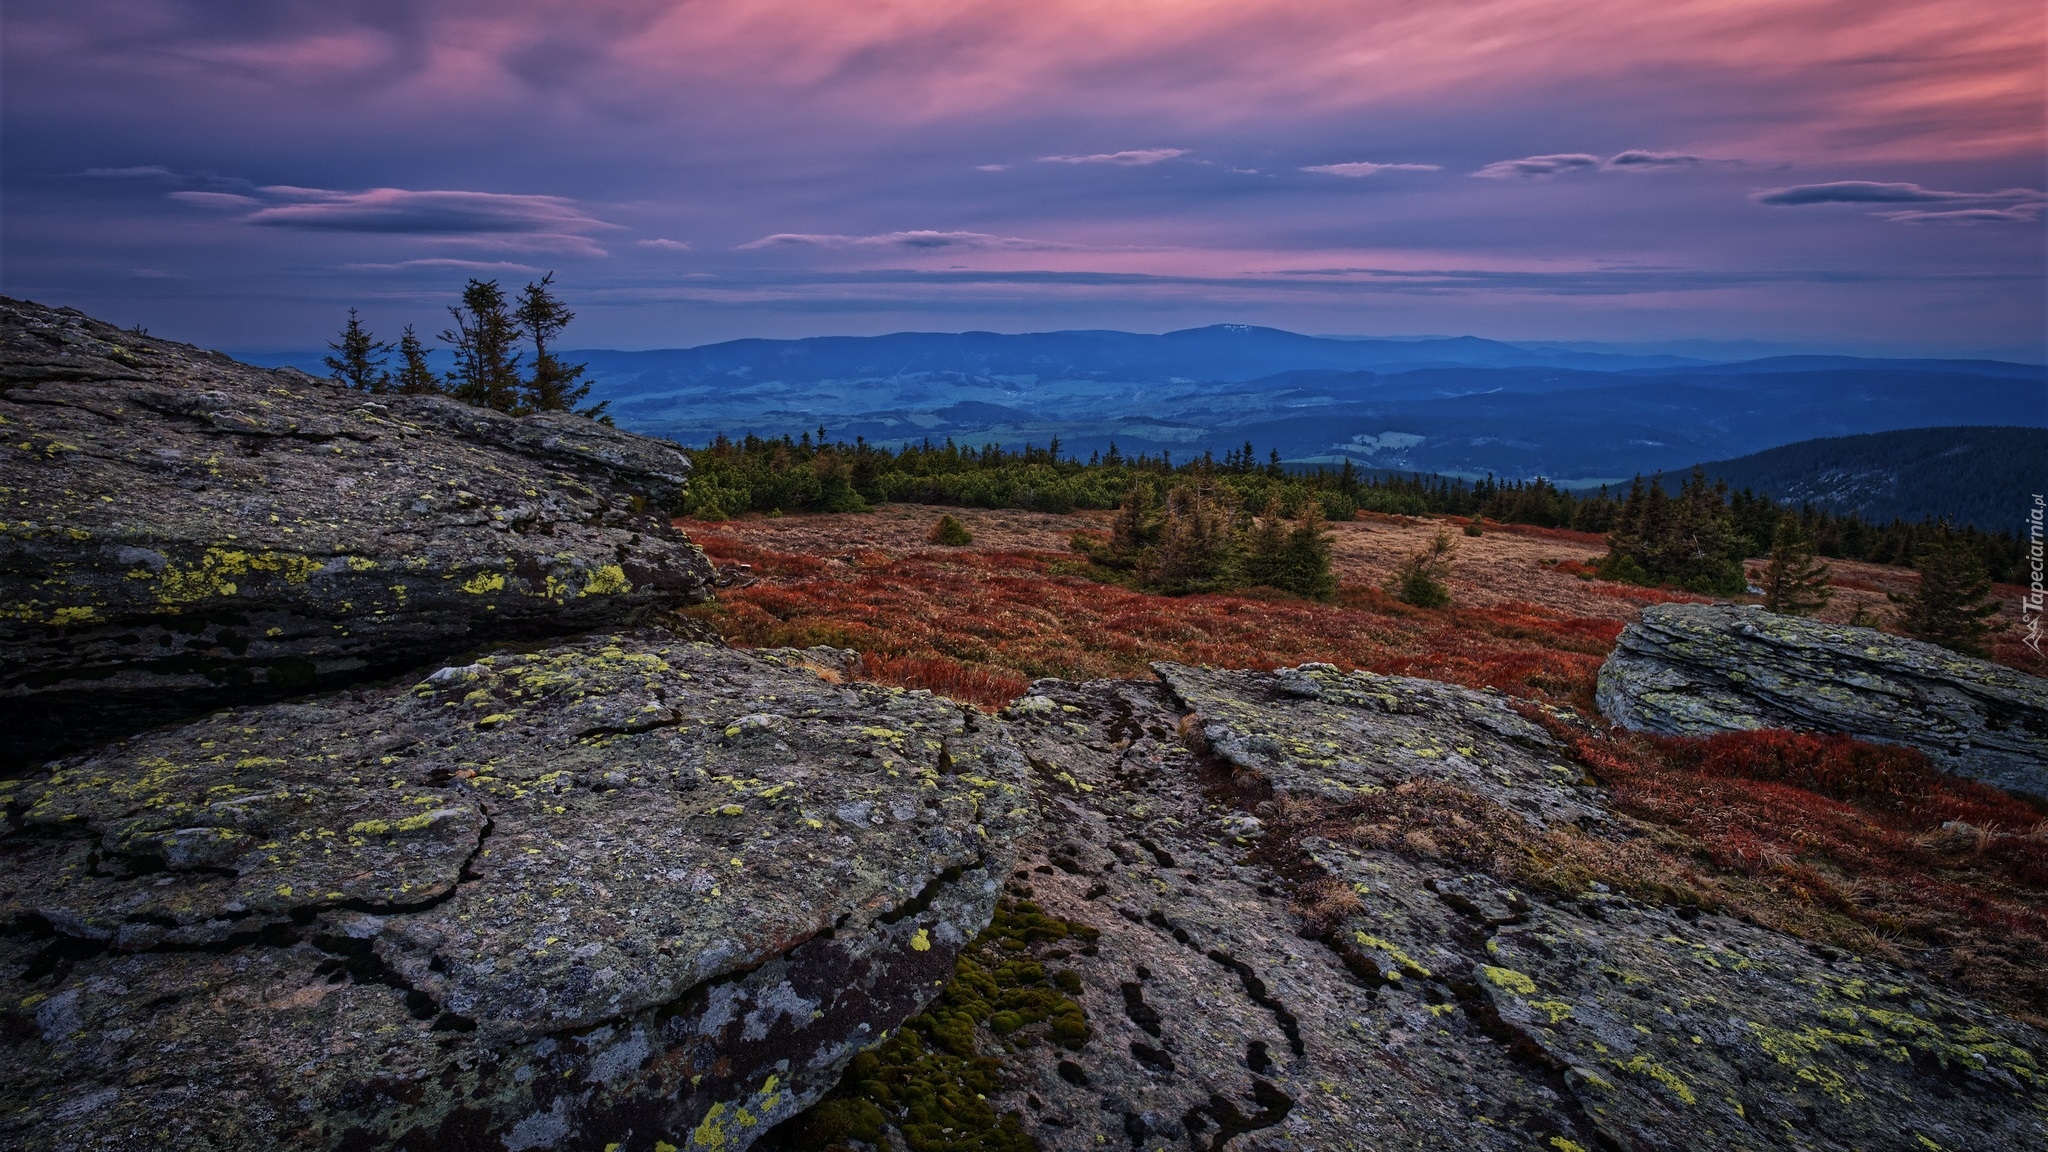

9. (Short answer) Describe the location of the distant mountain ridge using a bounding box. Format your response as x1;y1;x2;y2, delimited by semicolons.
240;323;2045;489
1683;426;2048;531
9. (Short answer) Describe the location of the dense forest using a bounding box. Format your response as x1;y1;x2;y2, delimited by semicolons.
679;432;2032;584
1688;426;2045;530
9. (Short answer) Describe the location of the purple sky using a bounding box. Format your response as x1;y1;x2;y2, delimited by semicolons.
4;1;2043;357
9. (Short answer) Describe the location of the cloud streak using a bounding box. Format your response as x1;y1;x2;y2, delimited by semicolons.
1603;150;1705;171
1752;180;2042;206
1753;181;2045;224
1474;150;1722;179
737;230;1079;251
1038;149;1187;166
1471;153;1602;180
160;180;618;254
1301;161;1441;177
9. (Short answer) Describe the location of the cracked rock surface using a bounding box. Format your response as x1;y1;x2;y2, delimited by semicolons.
0;296;717;767
814;663;2044;1152
1597;604;2048;798
0;633;1032;1151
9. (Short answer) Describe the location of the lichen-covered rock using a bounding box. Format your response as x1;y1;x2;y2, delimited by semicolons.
1156;660;1605;827
0;632;1033;1151
980;677;1606;1152
775;663;2046;1152
0;297;717;767
1597;603;2048;797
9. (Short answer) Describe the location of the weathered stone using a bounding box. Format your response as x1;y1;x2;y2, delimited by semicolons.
775;663;2045;1152
1157;660;1606;828
0;632;1033;1151
0;297;717;767
1597;603;2048;797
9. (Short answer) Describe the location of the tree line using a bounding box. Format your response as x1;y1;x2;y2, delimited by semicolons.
322;275;607;421
680;432;2029;584
682;432;2018;653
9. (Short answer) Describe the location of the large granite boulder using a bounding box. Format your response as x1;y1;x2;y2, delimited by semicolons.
0;633;1032;1151
0;297;716;767
1596;603;2048;797
774;663;2045;1152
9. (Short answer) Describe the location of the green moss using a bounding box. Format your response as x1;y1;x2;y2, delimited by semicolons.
762;899;1096;1152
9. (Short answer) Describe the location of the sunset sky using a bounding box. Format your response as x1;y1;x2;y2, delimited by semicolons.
4;0;2043;355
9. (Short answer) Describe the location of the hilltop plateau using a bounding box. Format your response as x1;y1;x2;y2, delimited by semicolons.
2;300;2044;1152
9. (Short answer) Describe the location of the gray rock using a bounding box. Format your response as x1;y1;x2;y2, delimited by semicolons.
791;665;2045;1152
1597;603;2048;797
1157;660;1606;828
0;632;1033;1151
0;297;717;767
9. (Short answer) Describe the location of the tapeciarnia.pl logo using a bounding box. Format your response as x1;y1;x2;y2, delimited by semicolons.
2024;494;2044;657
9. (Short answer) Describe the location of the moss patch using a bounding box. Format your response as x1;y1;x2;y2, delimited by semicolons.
761;898;1097;1152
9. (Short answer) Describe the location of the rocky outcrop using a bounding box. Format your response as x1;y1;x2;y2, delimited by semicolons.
0;632;1032;1151
0;297;717;767
774;663;2045;1152
1596;603;2048;797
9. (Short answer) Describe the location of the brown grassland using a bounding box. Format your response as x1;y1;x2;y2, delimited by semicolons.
677;504;2048;1020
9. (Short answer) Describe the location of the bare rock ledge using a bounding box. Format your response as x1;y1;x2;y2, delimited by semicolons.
0;633;1032;1151
1596;603;2048;798
0;296;717;767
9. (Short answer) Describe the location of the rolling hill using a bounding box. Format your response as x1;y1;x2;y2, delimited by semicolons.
1685;426;2048;530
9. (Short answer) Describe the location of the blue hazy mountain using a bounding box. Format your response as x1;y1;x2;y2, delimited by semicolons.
240;324;2045;486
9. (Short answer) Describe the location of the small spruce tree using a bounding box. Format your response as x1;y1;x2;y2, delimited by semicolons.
1891;525;2002;655
928;514;973;547
1139;481;1236;595
1274;505;1337;600
1388;528;1456;608
515;273;608;420
1240;499;1291;590
392;325;440;395
1757;513;1832;616
324;308;391;393
441;279;523;413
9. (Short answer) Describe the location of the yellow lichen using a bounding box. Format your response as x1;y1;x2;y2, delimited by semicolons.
911;928;932;952
1614;1055;1697;1106
1479;964;1537;996
1355;932;1433;978
582;564;632;596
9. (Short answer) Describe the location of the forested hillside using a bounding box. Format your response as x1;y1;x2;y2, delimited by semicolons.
1688;427;2047;530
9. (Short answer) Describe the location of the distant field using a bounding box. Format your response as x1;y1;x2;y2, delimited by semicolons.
676;504;2047;709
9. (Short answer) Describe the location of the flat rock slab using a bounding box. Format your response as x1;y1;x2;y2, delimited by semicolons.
1597;603;2048;797
0;297;716;767
0;633;1032;1151
1153;661;1605;828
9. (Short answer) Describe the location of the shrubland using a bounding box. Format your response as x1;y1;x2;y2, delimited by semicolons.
679;503;2048;1021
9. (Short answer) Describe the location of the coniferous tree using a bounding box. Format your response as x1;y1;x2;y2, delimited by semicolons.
1102;482;1156;568
1240;499;1291;590
324;308;391;393
392;325;440;395
1598;469;1746;594
1891;525;2002;655
1388;528;1456;608
1757;513;1832;616
1140;482;1237;595
441;279;523;413
1274;505;1337;600
515;273;607;420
